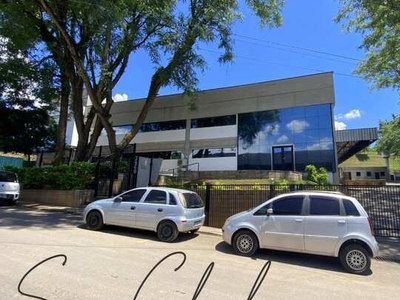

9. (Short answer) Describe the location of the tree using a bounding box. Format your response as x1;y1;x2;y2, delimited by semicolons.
305;164;329;185
0;38;58;160
1;0;284;161
336;1;400;92
376;114;400;157
0;103;57;160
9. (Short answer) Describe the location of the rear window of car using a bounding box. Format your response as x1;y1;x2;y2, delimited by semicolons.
178;192;204;209
0;171;18;183
343;199;360;216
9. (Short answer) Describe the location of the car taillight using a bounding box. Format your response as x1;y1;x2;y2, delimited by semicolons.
368;216;375;236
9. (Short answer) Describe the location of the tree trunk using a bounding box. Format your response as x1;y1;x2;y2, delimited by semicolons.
52;73;70;165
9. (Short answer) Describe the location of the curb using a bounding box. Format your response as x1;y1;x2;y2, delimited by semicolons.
197;229;222;237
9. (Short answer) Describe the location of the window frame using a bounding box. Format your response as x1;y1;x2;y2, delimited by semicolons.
253;195;306;216
307;195;343;216
119;188;147;202
142;189;168;205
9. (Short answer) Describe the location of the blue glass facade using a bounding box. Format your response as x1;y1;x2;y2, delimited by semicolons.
238;104;335;172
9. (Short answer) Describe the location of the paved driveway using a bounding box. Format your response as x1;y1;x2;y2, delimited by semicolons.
0;205;399;299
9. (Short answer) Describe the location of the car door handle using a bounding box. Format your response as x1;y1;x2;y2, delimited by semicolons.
157;208;163;212
130;206;136;210
338;220;346;224
295;219;303;223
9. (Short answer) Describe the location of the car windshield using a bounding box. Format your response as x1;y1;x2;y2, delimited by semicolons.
0;171;18;183
178;192;204;208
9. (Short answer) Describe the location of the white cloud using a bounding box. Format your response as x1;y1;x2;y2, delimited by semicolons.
264;124;280;135
113;93;128;102
277;135;288;143
286;120;309;133
335;121;347;130
307;137;333;151
336;109;361;121
345;109;361;120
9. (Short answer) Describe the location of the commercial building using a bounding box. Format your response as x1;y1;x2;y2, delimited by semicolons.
96;72;340;181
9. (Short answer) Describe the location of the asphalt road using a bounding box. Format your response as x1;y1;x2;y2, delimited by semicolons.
0;206;399;300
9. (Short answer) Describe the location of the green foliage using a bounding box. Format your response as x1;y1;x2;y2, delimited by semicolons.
4;162;95;190
305;164;329;185
336;1;400;91
376;115;400;158
0;0;284;160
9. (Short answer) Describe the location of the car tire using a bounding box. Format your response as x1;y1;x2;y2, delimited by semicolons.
339;244;371;275
232;230;259;256
86;210;104;231
157;221;179;242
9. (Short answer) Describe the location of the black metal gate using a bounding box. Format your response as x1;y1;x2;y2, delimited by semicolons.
93;145;137;199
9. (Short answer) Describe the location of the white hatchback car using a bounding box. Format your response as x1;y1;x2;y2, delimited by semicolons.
0;170;20;204
222;191;379;274
83;187;205;242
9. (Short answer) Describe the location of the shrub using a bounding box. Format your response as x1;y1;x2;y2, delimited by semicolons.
3;162;95;190
305;164;329;185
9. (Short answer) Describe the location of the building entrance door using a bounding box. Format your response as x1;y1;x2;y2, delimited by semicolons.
272;145;294;171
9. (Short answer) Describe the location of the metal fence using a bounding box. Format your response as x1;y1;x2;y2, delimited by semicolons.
186;184;400;238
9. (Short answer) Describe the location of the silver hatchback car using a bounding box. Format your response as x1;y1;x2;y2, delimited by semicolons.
83;187;205;242
222;191;379;275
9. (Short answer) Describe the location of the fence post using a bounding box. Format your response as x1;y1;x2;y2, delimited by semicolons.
108;157;116;197
205;184;211;226
269;184;275;199
94;161;100;198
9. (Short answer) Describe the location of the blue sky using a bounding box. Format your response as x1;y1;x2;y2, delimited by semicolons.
113;0;399;130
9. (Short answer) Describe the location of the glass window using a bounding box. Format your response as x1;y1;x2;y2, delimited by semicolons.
138;151;182;160
343;199;360;216
356;172;361;177
144;190;167;204
169;193;178;205
310;196;340;215
191;115;236;128
178;192;204;208
380;171;385;176
0;171;18;182
254;203;272;216
367;172;371;177
272;196;304;215
238;104;335;172
139;120;186;132
121;189;146;202
192;148;236;158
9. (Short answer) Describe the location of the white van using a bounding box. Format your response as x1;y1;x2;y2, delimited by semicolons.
0;170;20;204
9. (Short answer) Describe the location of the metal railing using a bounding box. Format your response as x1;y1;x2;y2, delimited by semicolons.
183;183;400;238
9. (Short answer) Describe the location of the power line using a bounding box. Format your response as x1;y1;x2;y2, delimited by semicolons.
234;38;357;65
232;34;361;62
199;48;363;79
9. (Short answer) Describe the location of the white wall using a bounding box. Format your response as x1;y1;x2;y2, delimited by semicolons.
190;125;237;140
188;156;237;171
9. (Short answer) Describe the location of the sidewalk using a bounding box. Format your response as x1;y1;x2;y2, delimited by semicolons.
14;202;399;262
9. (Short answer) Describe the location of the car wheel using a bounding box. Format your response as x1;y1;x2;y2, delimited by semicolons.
232;230;259;256
157;221;179;242
340;244;371;275
86;210;104;231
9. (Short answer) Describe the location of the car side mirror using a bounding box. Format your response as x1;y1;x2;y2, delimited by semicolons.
266;208;273;216
114;196;123;202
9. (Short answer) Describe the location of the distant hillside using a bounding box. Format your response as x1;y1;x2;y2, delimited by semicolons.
340;151;400;172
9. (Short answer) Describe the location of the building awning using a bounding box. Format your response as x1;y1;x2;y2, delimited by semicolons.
335;128;378;164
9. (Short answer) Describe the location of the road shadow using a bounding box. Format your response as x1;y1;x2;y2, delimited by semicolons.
215;241;373;276
0;205;82;229
78;224;199;244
